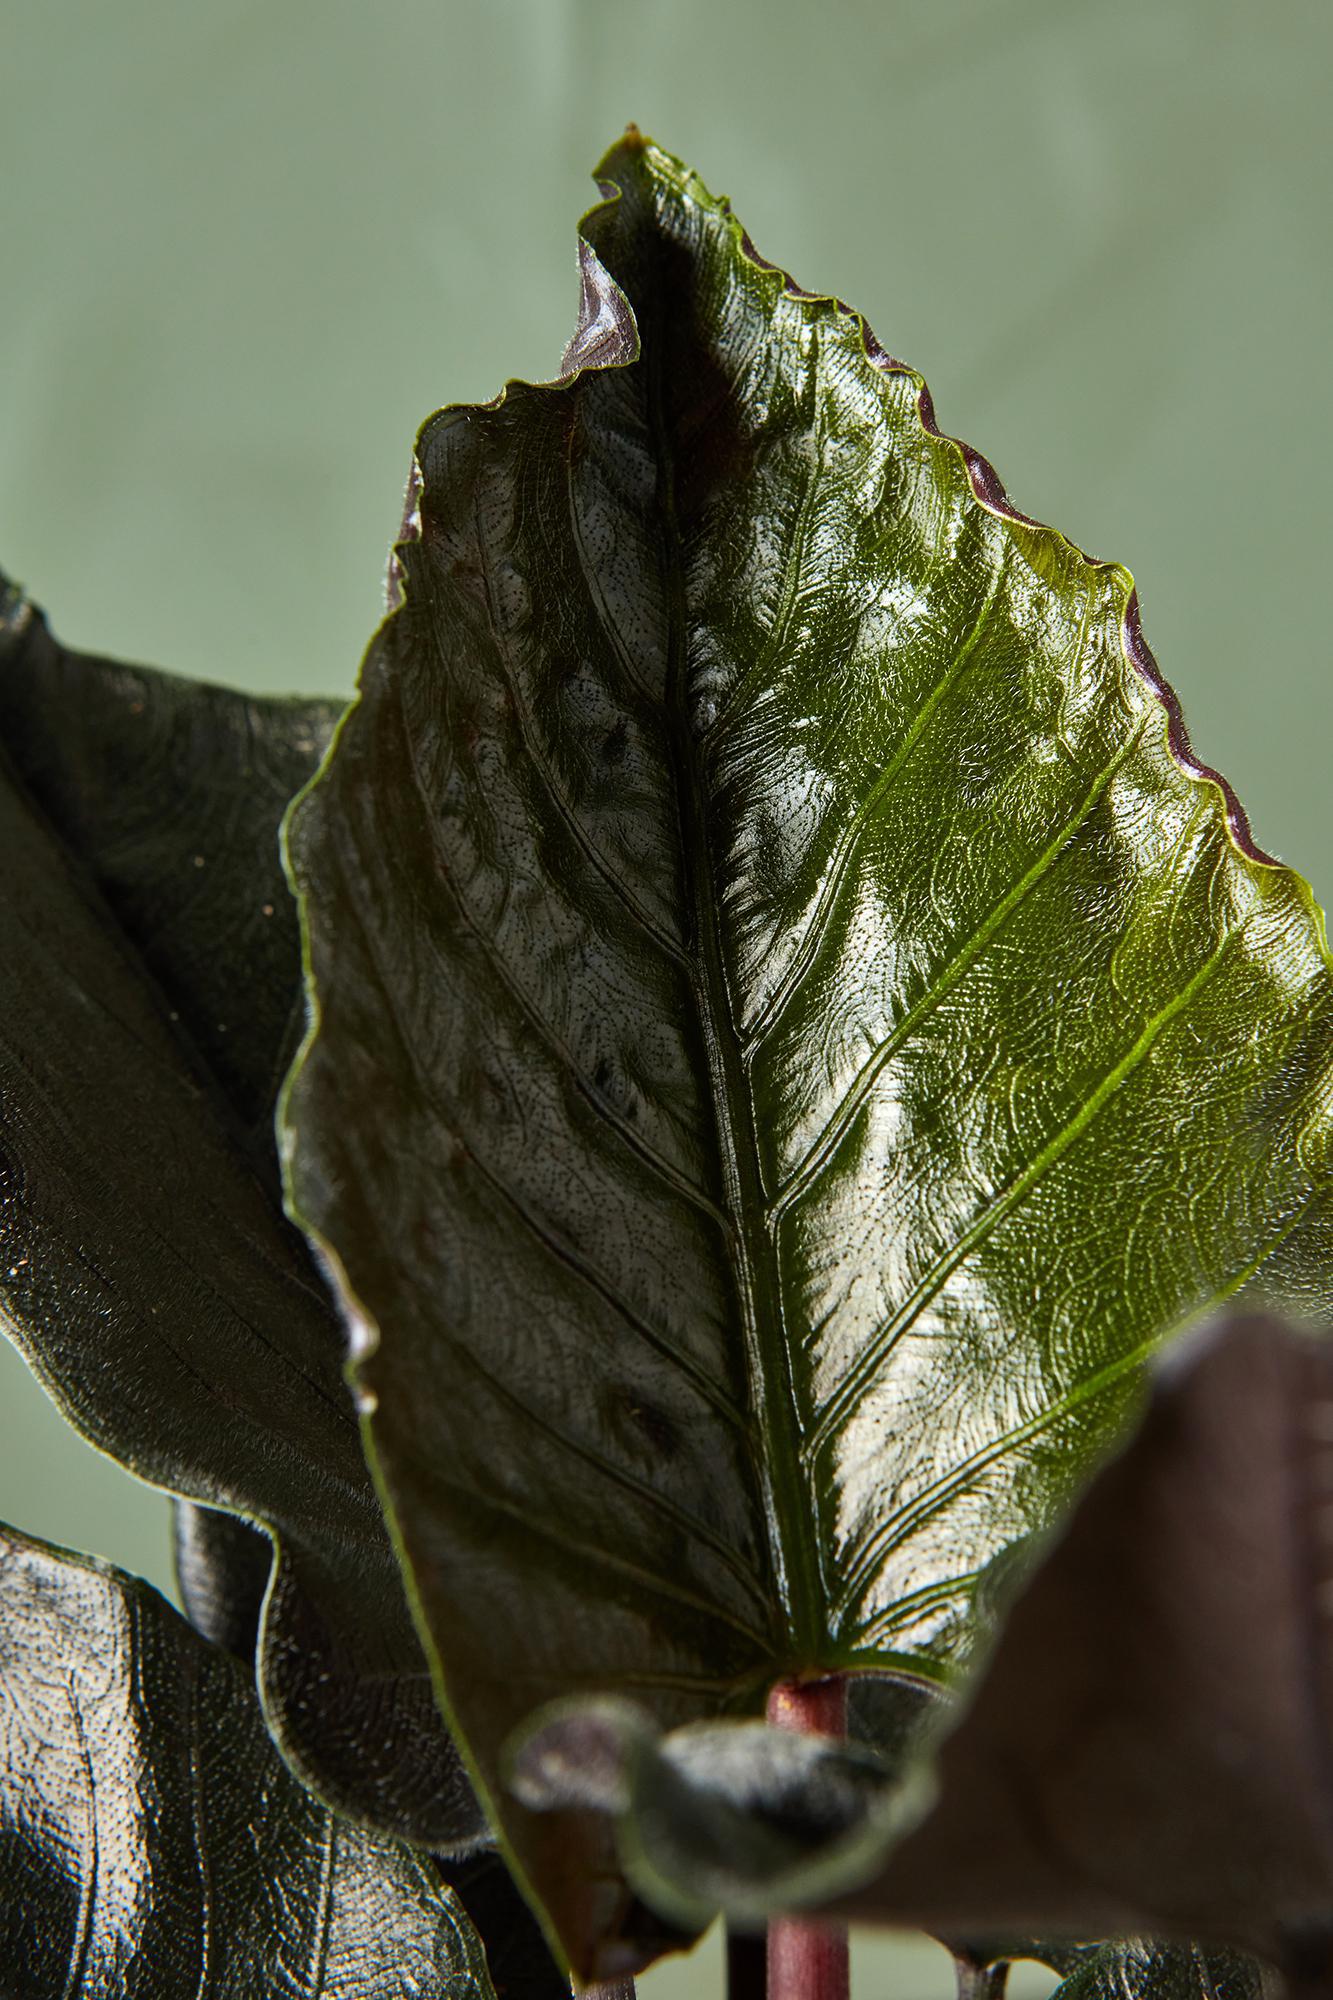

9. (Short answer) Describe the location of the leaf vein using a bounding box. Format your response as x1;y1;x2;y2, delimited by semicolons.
403;732;726;1232
467;491;689;971
768;727;1143;1221
698;370;827;747
449;1341;770;1614
742;546;1012;1057
805;938;1235;1464
459;1138;748;1434
433;1473;771;1652
837;1185;1316;1623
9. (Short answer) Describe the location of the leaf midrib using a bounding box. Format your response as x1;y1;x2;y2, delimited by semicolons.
640;254;823;1666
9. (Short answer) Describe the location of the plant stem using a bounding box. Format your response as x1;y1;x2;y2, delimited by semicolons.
952;1956;1009;2000
764;1675;850;2000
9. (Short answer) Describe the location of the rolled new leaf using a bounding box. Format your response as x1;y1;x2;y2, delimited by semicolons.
0;577;481;1846
508;1691;921;1936
0;1519;495;1998
282;131;1333;1973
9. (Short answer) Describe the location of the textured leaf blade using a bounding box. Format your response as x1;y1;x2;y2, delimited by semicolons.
0;590;337;1141
0;577;480;1845
956;1943;1271;2000
937;1943;1272;2000
0;1520;495;1999
1045;1944;1269;2000
837;1314;1333;1978
282;134;1333;1969
524;1315;1330;1981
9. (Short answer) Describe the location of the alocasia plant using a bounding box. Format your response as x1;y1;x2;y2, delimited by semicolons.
281;129;1333;1981
2;126;1332;1999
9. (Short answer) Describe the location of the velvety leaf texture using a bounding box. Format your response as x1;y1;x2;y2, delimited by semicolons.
281;132;1333;1969
0;1521;494;1999
0;577;481;1846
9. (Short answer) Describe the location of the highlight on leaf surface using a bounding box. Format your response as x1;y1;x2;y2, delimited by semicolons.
836;1312;1333;1985
971;1943;1269;2000
1043;1944;1269;2000
280;130;1333;1974
511;1314;1315;1987
0;575;481;1848
0;1519;495;1999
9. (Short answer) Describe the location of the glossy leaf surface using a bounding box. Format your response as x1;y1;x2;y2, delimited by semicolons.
518;1318;1329;1978
836;1314;1333;1978
282;134;1333;1969
0;1520;494;1998
0;577;480;1845
1044;1945;1268;2000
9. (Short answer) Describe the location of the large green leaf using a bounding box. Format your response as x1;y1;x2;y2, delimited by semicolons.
281;132;1333;1970
834;1312;1333;1976
517;1315;1321;1978
0;575;481;1846
0;1518;495;1998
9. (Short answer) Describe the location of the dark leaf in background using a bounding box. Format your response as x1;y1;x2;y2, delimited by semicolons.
282;131;1333;1974
0;1519;495;1998
0;575;481;1847
436;1848;574;2000
0;585;336;1145
172;1501;273;1662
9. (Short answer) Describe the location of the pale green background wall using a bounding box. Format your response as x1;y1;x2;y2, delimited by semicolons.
1;2;1328;1992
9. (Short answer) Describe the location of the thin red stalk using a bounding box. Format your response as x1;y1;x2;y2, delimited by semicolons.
763;1675;851;2000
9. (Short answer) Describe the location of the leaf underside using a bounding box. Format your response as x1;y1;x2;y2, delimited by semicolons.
282;133;1333;1971
0;578;480;1846
0;1520;495;1999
